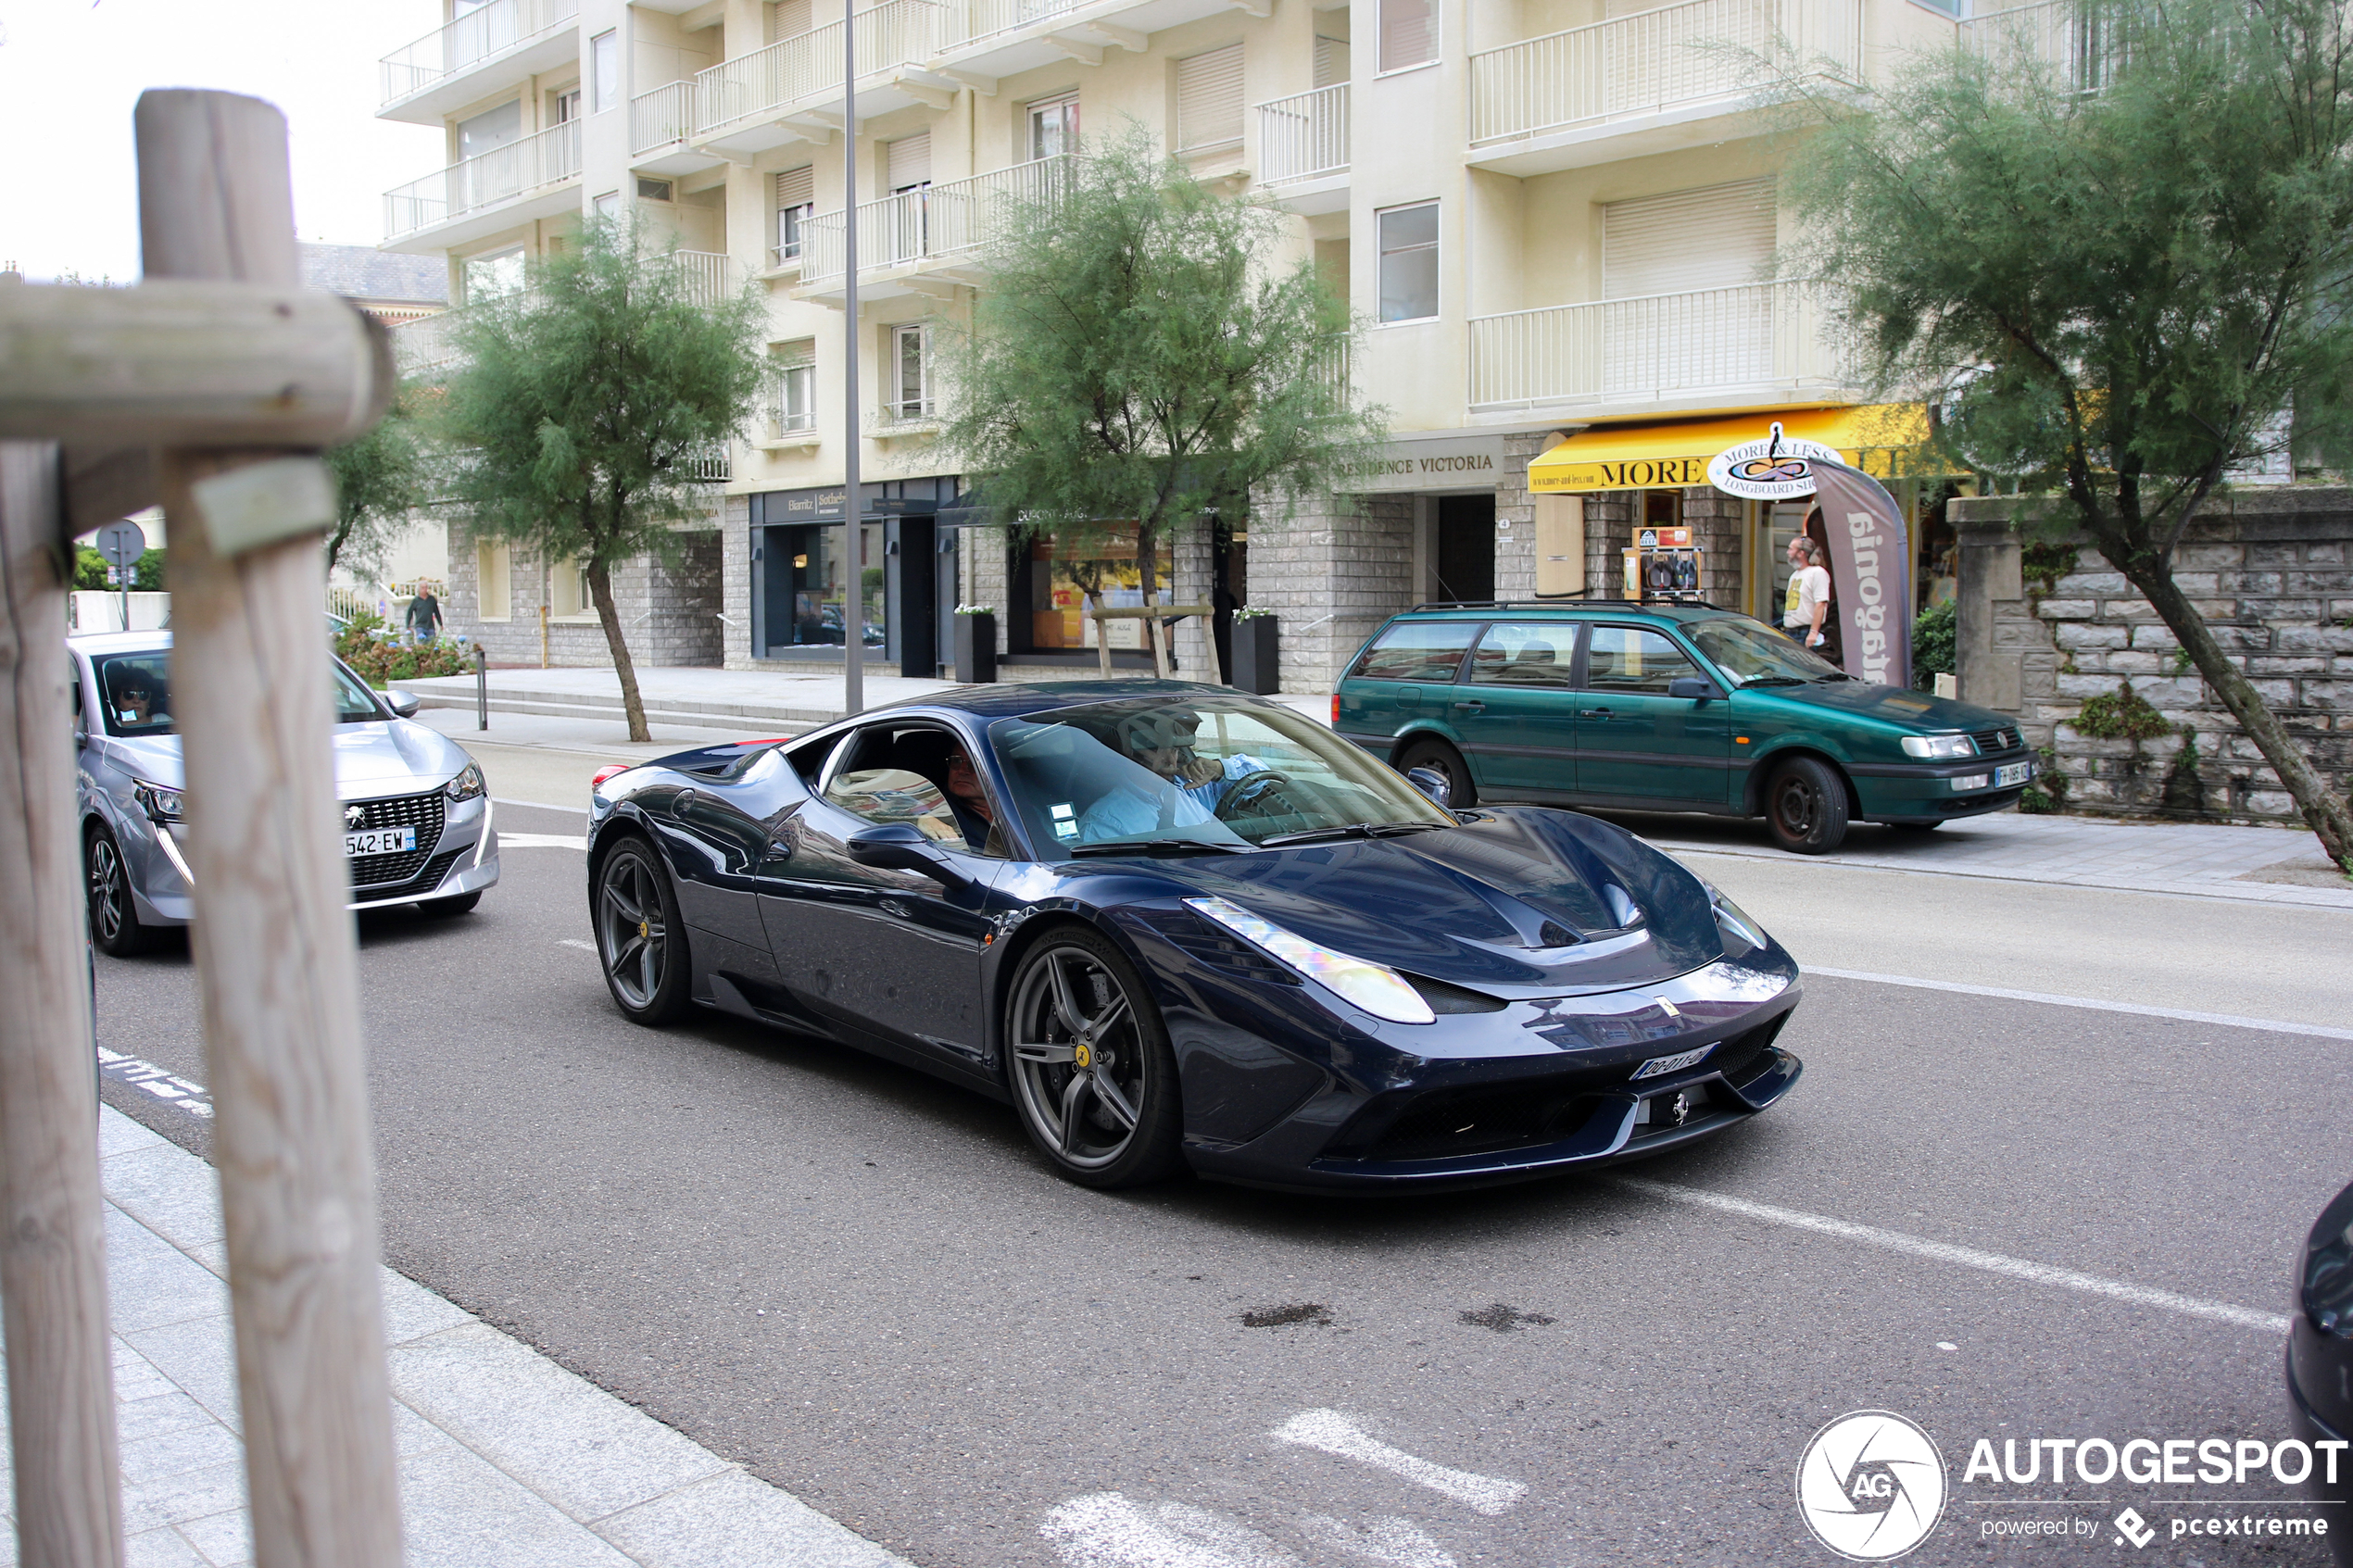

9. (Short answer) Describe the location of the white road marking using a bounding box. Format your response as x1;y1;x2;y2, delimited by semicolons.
1805;965;2353;1042
492;797;590;815
501;834;588;850
1296;1513;1458;1568
94;1047;212;1120
1042;1494;1298;1568
1618;1177;2291;1334
560;939;598;953
1271;1411;1526;1516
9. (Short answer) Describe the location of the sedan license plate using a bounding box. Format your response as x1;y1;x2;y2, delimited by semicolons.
1994;760;2033;787
345;826;416;858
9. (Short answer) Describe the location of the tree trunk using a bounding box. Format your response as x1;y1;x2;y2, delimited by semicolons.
1087;587;1112;677
1136;522;1170;680
585;558;649;743
2118;550;2353;870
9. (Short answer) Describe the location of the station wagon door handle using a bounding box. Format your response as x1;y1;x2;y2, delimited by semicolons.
1579;708;1613;719
1452;699;1484;712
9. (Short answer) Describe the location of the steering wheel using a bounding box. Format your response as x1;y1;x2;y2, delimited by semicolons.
1214;769;1299;822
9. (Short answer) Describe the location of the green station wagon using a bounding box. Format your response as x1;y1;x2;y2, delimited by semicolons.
1334;601;2035;853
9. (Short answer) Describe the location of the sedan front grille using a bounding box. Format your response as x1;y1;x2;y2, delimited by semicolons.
346;790;446;889
1971;726;2024;755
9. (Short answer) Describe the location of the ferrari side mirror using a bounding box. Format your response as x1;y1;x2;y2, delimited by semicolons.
1405;766;1452;808
848;822;968;888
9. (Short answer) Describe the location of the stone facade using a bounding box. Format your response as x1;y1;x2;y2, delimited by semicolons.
447;526;723;670
1249;489;1416;695
1954;490;2353;822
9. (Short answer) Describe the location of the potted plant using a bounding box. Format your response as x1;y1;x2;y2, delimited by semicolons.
1231;607;1279;695
952;604;997;684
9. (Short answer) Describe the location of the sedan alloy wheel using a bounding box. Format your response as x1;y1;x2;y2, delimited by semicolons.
1006;931;1182;1187
85;827;156;957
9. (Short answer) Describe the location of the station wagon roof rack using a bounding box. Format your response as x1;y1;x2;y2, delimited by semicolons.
1406;597;1730;613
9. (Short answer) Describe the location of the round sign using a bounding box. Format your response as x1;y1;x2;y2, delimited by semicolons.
1708;421;1843;501
1794;1410;1947;1562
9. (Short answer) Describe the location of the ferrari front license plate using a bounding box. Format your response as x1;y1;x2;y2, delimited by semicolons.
1994;760;2032;786
345;827;416;857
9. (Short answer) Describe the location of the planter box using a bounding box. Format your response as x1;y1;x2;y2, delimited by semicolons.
1232;616;1279;695
954;612;998;684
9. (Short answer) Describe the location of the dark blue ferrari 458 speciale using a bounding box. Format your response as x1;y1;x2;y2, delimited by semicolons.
585;681;1803;1192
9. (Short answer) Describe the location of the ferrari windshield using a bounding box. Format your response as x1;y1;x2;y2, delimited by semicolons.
1687;616;1845;686
988;696;1454;857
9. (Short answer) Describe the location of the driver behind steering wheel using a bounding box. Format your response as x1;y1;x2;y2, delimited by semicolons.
1075;707;1265;843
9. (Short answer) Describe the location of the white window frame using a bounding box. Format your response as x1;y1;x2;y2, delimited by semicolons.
1027;93;1080;161
770;345;817;434
887;324;933;422
1375;201;1440;324
474;538;512;622
461;245;526;303
591;31;620;113
550;555;598;621
1378;0;1438;74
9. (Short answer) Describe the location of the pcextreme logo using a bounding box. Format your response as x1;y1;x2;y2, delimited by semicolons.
1795;1411;1948;1562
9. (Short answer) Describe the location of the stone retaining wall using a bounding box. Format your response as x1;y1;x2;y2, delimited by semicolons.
1954;490;2353;822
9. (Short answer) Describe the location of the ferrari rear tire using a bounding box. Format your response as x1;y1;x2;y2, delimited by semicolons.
594;836;692;1024
1396;738;1477;809
1766;757;1851;855
85;824;158;958
1004;927;1185;1189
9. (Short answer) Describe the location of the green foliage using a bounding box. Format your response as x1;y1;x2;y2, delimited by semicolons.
2071;681;2176;742
323;387;436;578
1909;597;1957;689
2019;541;2080;596
333;608;473;684
72;543;166;591
2019;746;2070;813
938;125;1385;624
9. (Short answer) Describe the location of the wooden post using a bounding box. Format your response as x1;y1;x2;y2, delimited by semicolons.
0;443;128;1568
138;90;403;1568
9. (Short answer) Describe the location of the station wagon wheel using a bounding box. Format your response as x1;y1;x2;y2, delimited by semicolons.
1765;757;1851;855
85;824;157;957
1005;928;1183;1188
594;836;691;1024
1397;738;1476;809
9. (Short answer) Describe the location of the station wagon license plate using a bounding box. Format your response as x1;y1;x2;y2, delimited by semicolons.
1994;761;2033;787
345;827;416;858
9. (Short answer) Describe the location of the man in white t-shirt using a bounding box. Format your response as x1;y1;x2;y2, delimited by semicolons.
1782;535;1832;650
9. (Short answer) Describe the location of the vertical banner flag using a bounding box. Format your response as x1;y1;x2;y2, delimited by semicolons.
1806;457;1912;690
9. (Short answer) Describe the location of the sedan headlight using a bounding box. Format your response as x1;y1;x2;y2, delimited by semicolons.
444;761;485;803
1184;896;1435;1024
132;779;185;823
1902;734;1978;759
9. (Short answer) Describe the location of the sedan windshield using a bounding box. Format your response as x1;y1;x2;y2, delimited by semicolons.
92;652;385;737
988;696;1454;858
1688;616;1845;687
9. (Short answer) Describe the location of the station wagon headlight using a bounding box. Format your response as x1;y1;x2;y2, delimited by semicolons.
132;779;185;823
444;761;486;803
1902;734;1978;759
1184;896;1436;1025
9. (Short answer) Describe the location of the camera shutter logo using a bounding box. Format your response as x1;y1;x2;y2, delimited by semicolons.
1795;1410;1947;1561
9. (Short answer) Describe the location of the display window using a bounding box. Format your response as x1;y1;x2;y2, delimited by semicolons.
1026;529;1174;653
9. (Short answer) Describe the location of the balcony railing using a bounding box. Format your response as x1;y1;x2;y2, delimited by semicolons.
630;81;698;154
1256;84;1350;184
1958;0;2128;92
937;0;1085;50
674;250;738;307
381;0;580;107
384;120;583;242
1467;281;1849;410
695;0;942;135
801;155;1076;285
682;446;733;483
1468;0;1861;146
389;310;468;377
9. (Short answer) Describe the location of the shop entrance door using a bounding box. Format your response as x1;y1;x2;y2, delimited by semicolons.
1434;495;1494;604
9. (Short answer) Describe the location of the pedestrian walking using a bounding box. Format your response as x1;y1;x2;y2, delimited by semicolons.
405;584;444;646
1782;534;1833;654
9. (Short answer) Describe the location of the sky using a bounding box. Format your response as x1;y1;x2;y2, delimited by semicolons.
0;0;449;282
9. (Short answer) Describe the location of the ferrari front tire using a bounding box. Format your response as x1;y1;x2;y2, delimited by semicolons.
1004;927;1185;1189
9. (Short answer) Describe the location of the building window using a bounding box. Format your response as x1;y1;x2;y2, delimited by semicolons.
1028;93;1079;160
1019;530;1174;654
1314;33;1351;87
889;324;932;421
762;522;884;651
1175;44;1245;155
770;344;816;434
774;167;814;263
1376;202;1439;322
1379;0;1436;72
475;539;511;621
555;87;582;123
461;246;525;302
594;191;622;220
636;177;674;202
551;555;595;620
456;100;522;161
591;31;619;113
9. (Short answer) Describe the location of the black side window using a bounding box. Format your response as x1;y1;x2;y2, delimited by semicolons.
786;731;845;787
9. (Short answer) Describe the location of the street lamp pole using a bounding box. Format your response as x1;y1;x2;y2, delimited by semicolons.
839;0;864;716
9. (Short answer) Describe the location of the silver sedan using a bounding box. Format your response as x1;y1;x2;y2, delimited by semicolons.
71;630;500;955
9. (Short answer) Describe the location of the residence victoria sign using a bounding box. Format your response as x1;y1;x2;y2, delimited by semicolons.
1347;434;1511;494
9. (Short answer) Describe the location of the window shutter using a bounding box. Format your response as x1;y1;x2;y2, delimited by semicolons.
1176;44;1245;151
768;0;811;42
774;166;813;208
1313;34;1351;87
886;132;933;191
1378;0;1435;72
1602;179;1775;298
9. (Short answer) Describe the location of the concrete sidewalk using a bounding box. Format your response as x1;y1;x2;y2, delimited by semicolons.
4;1106;907;1568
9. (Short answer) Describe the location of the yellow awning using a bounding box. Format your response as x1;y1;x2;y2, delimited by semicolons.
1527;404;1934;495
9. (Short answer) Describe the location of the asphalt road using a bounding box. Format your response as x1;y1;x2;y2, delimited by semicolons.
93;792;2353;1567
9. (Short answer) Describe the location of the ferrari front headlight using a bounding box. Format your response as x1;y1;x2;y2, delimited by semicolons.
1184;896;1435;1025
1699;877;1767;951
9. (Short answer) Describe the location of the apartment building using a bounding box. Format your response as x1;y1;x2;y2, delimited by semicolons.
378;0;1980;686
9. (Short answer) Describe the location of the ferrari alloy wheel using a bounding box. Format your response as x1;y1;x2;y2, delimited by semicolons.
595;837;691;1024
1397;738;1476;809
1766;756;1851;855
85;825;157;957
1005;928;1183;1188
